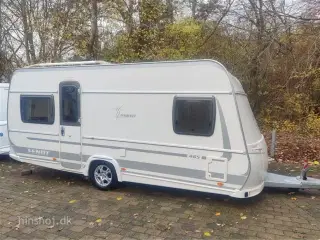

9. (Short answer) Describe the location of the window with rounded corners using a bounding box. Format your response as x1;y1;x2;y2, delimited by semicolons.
20;95;55;124
173;96;216;136
59;82;80;126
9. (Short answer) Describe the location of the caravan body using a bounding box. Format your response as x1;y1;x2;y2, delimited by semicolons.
0;83;9;155
8;60;268;198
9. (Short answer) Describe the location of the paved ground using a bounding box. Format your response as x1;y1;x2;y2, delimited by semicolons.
0;157;319;240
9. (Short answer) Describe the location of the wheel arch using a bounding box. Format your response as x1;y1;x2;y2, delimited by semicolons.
84;155;122;182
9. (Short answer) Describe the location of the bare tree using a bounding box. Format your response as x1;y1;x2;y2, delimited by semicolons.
88;0;99;59
109;0;137;35
166;0;174;23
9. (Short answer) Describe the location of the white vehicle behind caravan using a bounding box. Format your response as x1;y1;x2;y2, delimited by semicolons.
0;83;10;155
8;60;320;198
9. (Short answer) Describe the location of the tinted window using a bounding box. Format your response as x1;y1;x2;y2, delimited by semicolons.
173;97;216;136
20;96;54;124
61;85;80;125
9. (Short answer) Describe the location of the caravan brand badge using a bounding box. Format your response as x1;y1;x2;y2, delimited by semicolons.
115;106;136;119
28;148;49;156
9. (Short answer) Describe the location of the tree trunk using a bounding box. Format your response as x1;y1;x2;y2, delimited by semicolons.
27;0;36;63
0;0;2;50
127;0;134;35
88;0;98;59
21;0;31;64
190;0;197;19
166;0;174;23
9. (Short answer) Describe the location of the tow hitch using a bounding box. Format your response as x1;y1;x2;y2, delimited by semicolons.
265;160;320;190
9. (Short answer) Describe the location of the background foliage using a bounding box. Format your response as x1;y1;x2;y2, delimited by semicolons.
0;0;320;134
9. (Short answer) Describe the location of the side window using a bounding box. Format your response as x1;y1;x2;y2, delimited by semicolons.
173;97;216;136
60;84;80;125
20;95;55;124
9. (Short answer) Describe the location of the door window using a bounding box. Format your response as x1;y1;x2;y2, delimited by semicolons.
60;83;80;126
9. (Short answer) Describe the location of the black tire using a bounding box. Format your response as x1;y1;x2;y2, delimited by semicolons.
89;161;118;190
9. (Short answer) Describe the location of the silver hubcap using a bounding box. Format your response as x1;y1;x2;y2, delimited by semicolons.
94;165;112;187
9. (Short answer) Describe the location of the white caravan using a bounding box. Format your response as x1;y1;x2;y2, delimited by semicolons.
9;60;320;198
0;83;10;155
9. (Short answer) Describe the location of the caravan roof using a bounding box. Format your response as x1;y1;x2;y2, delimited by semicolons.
13;60;245;94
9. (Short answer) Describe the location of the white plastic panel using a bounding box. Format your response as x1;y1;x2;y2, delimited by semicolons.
236;95;261;144
206;156;228;182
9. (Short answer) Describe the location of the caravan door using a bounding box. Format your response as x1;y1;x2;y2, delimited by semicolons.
59;82;82;170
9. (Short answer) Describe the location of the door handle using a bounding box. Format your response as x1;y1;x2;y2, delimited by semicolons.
61;126;65;136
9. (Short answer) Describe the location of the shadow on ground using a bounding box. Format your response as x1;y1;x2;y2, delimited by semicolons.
3;156;319;205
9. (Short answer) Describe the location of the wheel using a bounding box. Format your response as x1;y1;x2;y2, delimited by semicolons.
89;161;118;190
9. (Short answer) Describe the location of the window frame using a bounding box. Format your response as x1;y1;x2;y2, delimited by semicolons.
59;81;81;126
20;95;55;125
172;96;216;137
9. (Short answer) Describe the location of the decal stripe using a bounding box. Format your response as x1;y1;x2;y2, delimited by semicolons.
11;145;246;185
